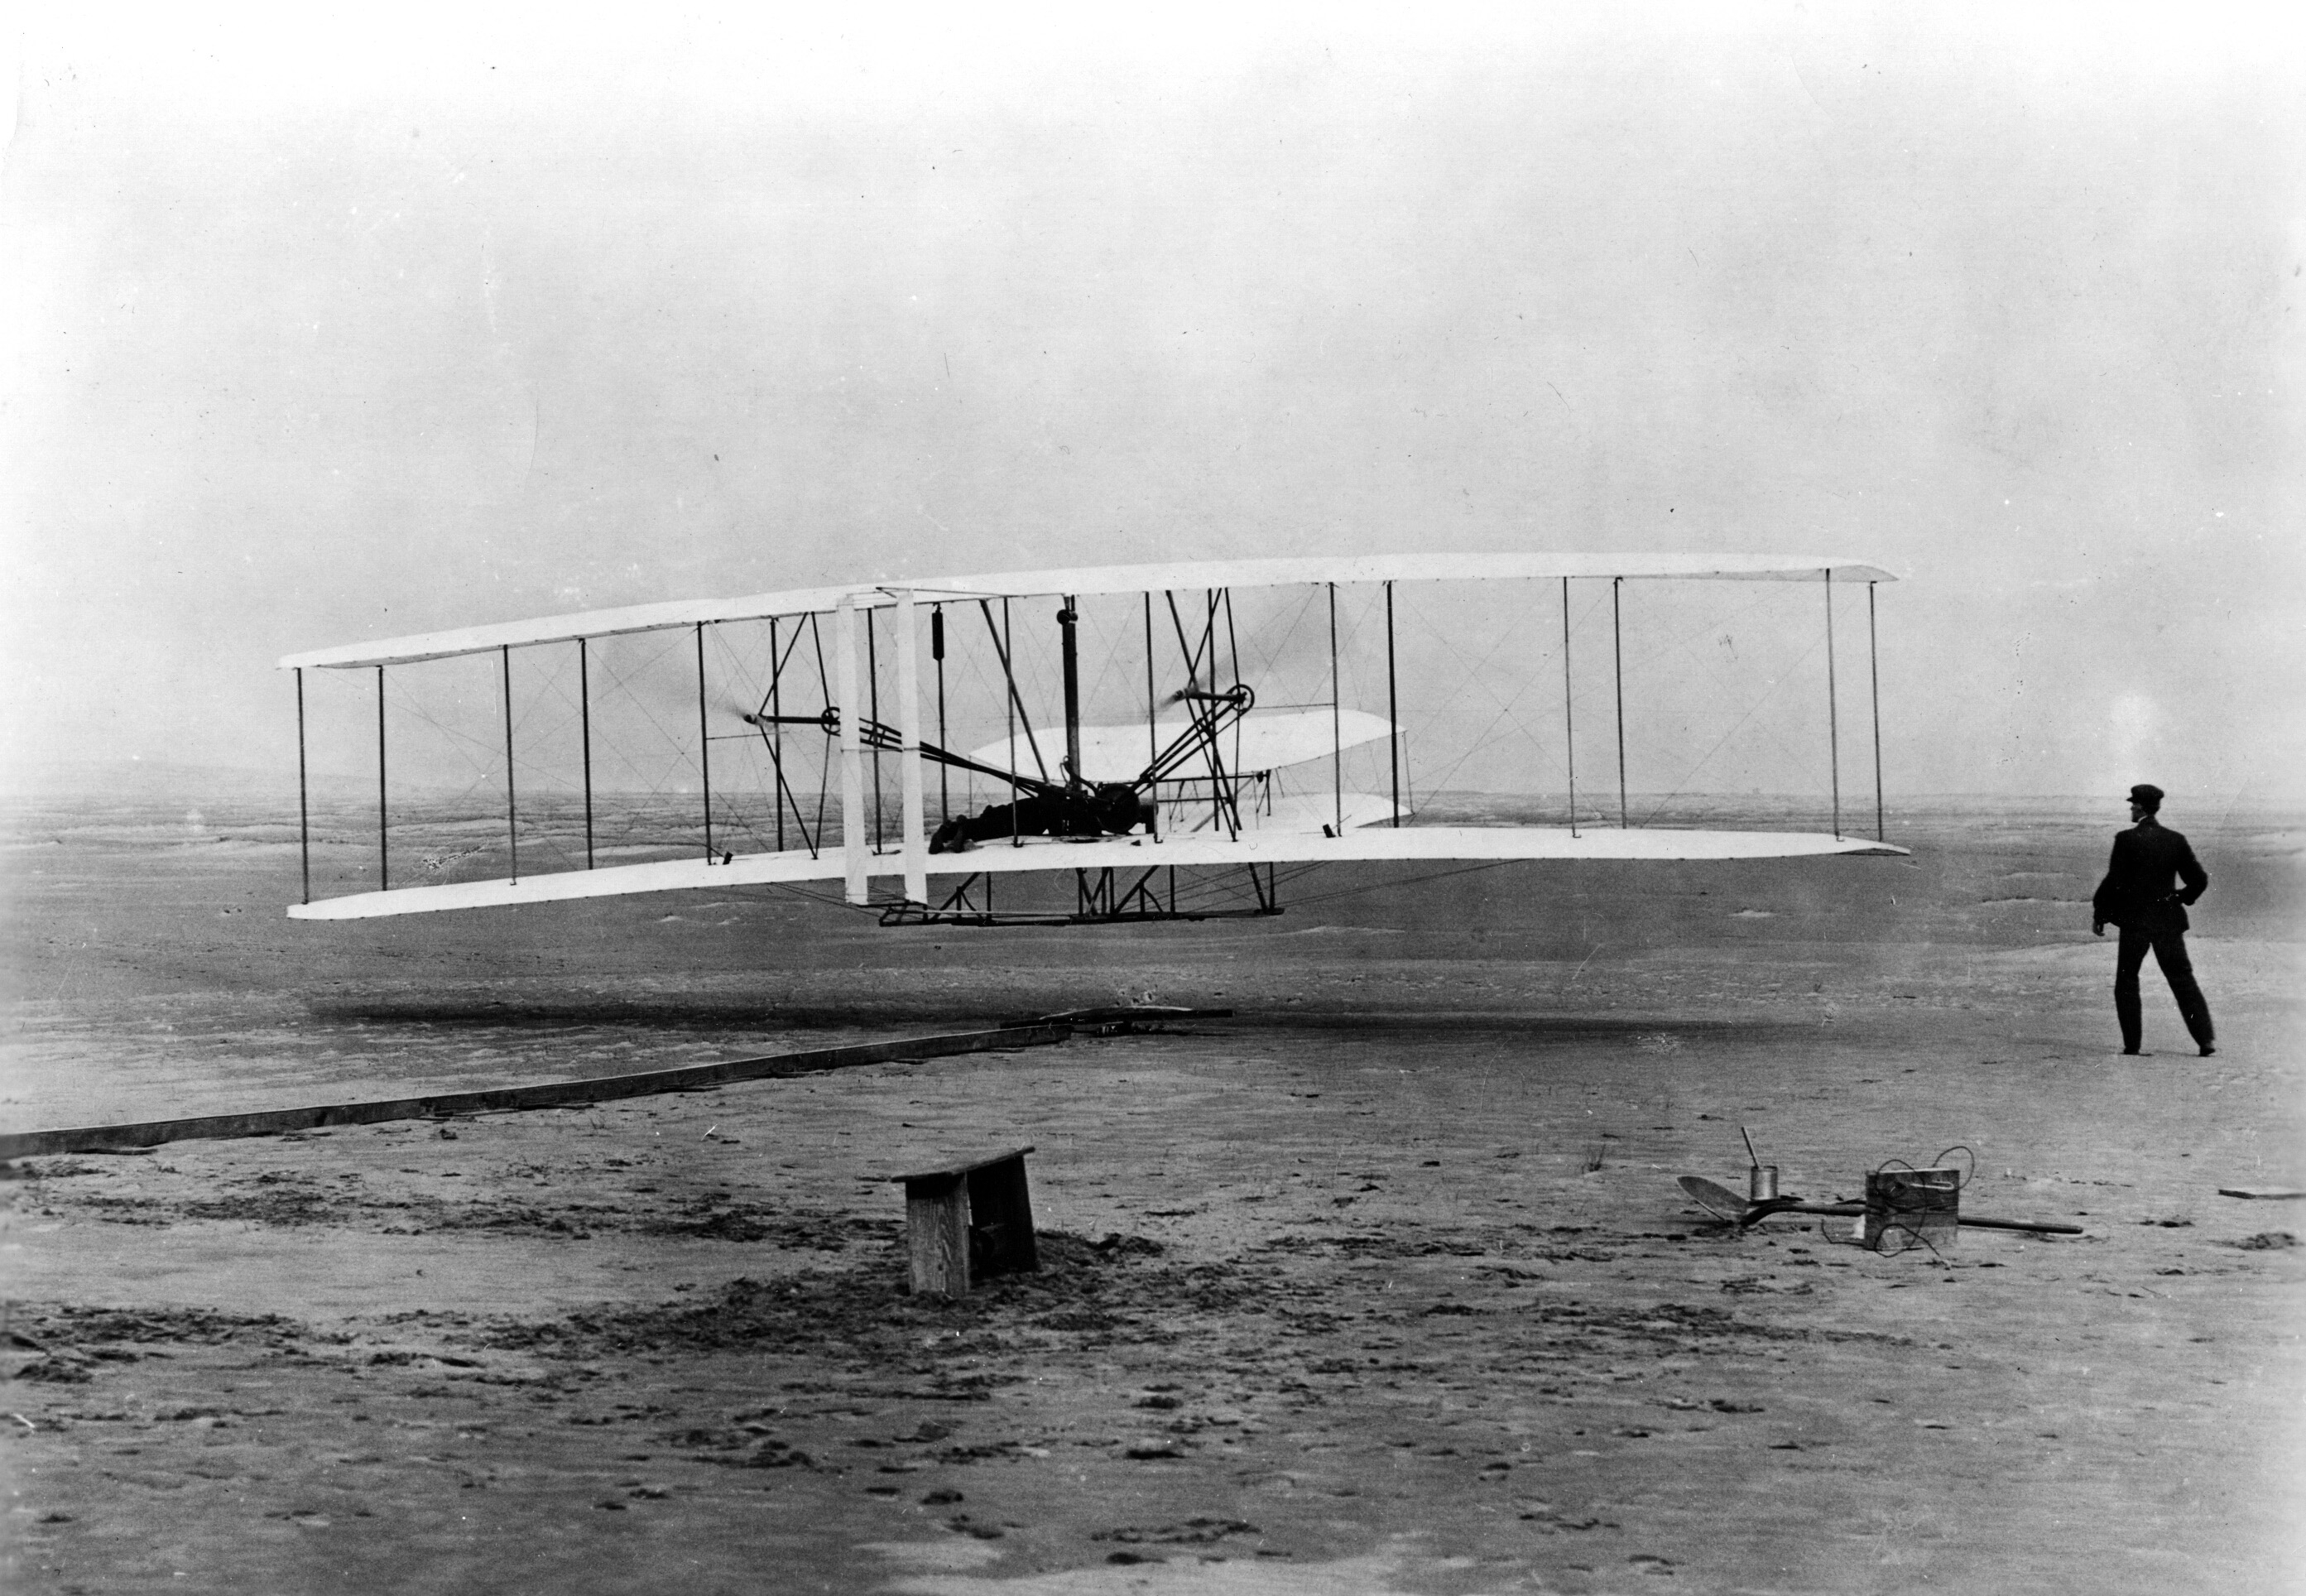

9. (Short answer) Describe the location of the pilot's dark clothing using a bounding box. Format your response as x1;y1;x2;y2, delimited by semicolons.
929;784;1149;853
2091;815;2212;1053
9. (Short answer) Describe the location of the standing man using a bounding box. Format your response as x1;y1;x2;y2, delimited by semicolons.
2092;783;2215;1056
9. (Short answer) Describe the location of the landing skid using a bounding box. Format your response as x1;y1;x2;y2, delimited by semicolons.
877;863;1285;927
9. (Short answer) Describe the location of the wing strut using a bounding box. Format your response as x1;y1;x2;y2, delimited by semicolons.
1612;579;1627;829
502;644;520;882
896;589;926;906
1327;584;1341;834
1560;579;1578;839
1867;581;1885;843
295;667;310;902
837;597;867;905
376;665;388;892
811;613;833;851
1385;582;1400;829
866;608;883;852
579;638;595;867
694;624;713;861
767;618;782;853
1003;599;1020;844
1825;570;1842;840
1143;593;1160;839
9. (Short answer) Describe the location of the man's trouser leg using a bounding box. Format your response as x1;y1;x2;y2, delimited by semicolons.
2114;928;2150;1051
2150;929;2215;1049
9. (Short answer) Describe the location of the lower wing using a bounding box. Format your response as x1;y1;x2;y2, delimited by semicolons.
288;826;1905;921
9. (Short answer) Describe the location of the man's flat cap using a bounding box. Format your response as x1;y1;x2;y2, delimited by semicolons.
2127;783;2165;808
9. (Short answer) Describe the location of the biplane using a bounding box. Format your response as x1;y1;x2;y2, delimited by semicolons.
279;554;1905;926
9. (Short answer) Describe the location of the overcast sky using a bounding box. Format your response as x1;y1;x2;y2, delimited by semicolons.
5;9;2300;810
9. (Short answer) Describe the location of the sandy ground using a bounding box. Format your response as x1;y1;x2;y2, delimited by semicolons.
2;795;2301;1594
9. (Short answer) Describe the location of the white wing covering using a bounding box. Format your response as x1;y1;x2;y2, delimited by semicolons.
279;553;1896;671
287;827;1905;921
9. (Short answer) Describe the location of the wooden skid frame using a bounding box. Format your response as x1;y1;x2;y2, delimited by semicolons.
877;863;1285;927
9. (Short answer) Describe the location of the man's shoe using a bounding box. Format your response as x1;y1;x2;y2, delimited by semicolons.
2200;1044;2217;1057
2121;1048;2141;1055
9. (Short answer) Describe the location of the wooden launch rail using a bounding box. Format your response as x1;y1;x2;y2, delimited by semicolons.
0;1024;1069;1161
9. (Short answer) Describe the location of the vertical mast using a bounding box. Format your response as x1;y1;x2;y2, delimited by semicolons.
1058;597;1083;791
931;606;949;824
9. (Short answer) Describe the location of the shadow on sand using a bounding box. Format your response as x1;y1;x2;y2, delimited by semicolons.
305;993;1770;1046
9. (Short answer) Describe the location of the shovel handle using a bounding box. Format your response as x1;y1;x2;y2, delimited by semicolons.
1956;1215;2083;1236
1758;1201;2083;1237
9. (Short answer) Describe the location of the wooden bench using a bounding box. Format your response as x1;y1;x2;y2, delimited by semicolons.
893;1146;1039;1297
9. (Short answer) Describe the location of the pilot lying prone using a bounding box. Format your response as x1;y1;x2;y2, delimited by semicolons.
929;783;1152;853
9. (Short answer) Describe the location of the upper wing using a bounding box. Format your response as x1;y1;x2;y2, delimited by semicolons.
287;826;1907;921
278;553;1899;671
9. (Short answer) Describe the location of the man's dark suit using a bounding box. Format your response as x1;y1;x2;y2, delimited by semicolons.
2091;816;2213;1053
